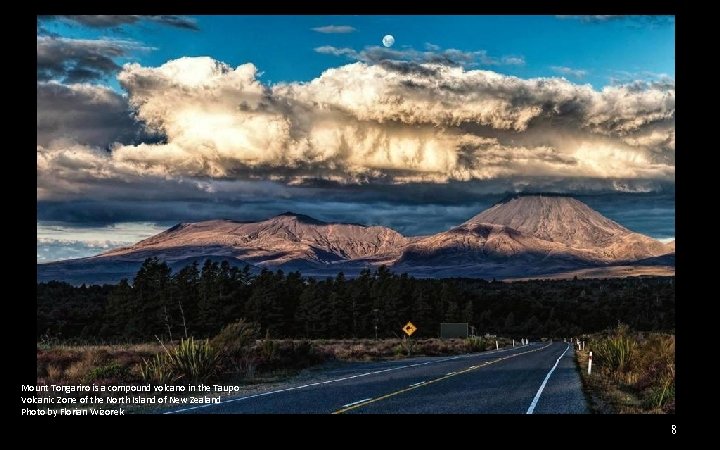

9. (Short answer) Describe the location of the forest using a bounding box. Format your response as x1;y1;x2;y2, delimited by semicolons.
37;257;675;343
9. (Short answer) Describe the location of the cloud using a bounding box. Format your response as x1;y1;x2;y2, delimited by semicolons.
37;238;117;262
314;46;358;57
556;15;674;25
37;82;155;148
36;56;674;204
37;36;150;83
37;222;170;262
609;70;674;87
550;65;588;78
556;15;624;23
39;15;198;30
312;25;355;33
314;44;525;67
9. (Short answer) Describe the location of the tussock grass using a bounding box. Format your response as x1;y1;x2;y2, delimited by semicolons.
37;343;157;384
141;337;220;385
39;333;513;386
578;325;674;414
139;353;176;384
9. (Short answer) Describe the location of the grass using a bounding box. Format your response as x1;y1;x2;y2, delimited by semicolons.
576;325;675;414
37;343;159;385
37;333;510;387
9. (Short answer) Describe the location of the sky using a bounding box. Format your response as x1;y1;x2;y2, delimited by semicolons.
37;15;675;262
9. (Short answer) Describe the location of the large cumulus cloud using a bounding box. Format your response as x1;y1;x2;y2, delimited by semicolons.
36;56;674;196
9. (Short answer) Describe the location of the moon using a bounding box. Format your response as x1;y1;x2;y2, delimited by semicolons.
382;35;395;48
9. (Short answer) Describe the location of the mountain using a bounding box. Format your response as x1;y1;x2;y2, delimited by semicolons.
392;195;671;277
665;240;675;252
37;196;674;284
465;196;669;261
103;212;407;265
393;221;597;278
38;213;407;283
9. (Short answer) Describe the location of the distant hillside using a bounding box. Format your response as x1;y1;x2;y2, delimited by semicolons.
38;196;674;284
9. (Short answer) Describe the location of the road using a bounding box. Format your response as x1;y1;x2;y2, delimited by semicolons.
164;341;588;414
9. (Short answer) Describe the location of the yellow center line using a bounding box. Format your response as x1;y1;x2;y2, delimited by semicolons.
332;342;553;414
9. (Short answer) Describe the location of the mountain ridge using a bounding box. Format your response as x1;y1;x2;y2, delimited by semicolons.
38;196;674;284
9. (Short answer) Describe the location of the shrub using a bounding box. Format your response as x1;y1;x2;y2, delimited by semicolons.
465;337;485;353
260;339;278;361
46;364;64;382
141;337;220;385
645;378;674;409
167;337;220;385
396;338;416;356
140;353;177;384
210;320;259;358
582;329;675;414
84;362;131;383
592;325;635;373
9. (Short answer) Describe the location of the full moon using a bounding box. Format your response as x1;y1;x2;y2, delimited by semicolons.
382;35;395;48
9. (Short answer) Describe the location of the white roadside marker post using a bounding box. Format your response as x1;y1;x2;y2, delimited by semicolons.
513;339;515;347
588;351;593;375
496;340;499;350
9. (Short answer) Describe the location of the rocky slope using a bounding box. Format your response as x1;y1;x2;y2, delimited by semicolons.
103;212;407;265
465;196;669;261
37;196;674;283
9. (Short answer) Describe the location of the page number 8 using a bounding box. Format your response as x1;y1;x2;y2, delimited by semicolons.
671;425;676;434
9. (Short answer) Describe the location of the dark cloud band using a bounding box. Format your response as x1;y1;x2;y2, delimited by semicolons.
39;15;199;31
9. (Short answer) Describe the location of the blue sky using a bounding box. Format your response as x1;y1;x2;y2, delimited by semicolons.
37;15;675;262
42;15;674;89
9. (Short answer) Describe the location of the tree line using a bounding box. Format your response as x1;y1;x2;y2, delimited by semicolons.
37;257;675;343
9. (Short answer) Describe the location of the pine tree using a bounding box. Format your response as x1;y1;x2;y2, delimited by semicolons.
198;260;221;334
172;262;200;337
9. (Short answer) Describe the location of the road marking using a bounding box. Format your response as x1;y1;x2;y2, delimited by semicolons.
409;381;426;387
526;343;570;414
332;343;552;414
165;343;530;414
342;398;372;408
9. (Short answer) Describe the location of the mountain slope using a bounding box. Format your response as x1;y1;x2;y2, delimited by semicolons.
102;213;408;266
37;197;674;283
392;221;594;278
666;240;675;252
464;195;669;261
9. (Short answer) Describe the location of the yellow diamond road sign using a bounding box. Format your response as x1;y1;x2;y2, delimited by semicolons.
402;321;417;336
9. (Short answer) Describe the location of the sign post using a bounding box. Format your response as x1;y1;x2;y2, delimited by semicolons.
402;321;417;337
402;321;417;356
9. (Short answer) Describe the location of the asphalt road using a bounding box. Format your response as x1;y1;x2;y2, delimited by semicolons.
165;341;588;414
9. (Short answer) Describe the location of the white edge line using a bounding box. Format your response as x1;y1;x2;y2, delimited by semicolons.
526;344;570;414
